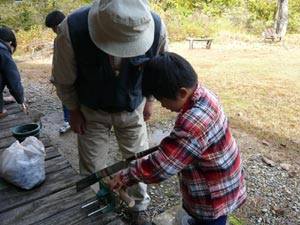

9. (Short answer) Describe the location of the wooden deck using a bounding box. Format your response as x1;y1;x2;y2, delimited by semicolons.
0;103;124;225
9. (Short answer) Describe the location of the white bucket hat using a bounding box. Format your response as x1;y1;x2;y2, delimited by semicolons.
88;0;155;57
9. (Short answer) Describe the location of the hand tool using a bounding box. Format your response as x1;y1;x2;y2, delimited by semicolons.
76;145;159;192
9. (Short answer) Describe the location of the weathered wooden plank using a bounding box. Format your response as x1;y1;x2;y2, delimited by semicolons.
0;116;32;130
44;146;61;160
45;156;71;173
0;185;100;225
39;137;52;148
0;166;80;213
0;114;31;131
4;102;21;110
0;106;28;121
45;155;71;174
3;106;24;114
0;136;16;150
0;128;14;139
75;211;125;225
34;203;124;225
106;219;127;225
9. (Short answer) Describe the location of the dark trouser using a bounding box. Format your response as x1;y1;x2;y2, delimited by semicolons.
0;75;4;112
189;215;227;225
63;105;70;122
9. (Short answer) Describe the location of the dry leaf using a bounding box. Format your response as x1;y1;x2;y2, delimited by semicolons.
262;156;275;167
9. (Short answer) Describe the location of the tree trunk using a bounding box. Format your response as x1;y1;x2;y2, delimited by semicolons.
278;0;288;38
273;0;281;31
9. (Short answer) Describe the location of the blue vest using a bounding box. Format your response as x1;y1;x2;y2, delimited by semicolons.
67;6;161;112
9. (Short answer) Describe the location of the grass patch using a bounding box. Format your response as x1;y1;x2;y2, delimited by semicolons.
151;38;300;152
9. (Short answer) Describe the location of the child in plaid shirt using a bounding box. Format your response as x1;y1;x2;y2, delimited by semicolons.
108;52;246;225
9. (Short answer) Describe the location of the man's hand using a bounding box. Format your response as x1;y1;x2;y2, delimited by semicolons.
20;103;28;114
143;99;154;121
69;108;86;135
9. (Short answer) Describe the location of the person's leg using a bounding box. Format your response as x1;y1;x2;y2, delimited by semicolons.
113;99;151;223
63;105;70;122
0;92;4;113
59;105;71;134
0;88;8;119
77;105;112;175
0;83;4;112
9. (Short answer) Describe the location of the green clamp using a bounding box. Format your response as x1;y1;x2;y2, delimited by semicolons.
96;179;116;213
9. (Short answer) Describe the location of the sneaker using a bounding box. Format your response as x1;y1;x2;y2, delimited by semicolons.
59;121;71;134
129;210;152;225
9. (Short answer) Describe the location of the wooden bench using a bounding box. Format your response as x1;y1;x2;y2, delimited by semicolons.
187;37;213;49
262;28;281;42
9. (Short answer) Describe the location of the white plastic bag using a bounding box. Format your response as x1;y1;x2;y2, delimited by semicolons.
0;136;46;190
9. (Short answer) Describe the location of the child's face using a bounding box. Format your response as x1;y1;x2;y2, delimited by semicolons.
156;87;195;112
156;97;185;112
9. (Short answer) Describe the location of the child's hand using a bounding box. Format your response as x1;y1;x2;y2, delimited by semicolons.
107;173;124;193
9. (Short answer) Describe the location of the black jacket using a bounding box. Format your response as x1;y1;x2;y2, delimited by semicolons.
0;39;24;110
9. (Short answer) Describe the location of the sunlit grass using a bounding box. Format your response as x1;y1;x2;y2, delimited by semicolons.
152;38;300;151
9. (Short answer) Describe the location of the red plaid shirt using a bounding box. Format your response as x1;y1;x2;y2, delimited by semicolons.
120;84;247;220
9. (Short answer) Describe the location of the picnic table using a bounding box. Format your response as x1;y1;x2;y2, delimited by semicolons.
0;102;124;225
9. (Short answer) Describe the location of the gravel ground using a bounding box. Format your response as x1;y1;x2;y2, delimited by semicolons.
18;53;300;225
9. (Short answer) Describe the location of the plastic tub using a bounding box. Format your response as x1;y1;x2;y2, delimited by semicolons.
12;123;41;142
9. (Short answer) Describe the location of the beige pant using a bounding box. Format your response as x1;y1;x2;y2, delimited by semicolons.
78;99;150;211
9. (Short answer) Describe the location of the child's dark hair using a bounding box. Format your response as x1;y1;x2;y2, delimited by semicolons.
45;10;65;28
0;27;17;52
142;52;198;100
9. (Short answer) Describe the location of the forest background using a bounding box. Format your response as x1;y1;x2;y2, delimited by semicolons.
0;0;299;50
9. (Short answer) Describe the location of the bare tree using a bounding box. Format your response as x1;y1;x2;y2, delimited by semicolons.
274;0;288;38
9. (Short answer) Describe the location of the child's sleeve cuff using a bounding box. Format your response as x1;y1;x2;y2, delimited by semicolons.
120;171;137;187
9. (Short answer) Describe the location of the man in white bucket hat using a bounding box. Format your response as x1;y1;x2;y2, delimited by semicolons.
51;0;168;224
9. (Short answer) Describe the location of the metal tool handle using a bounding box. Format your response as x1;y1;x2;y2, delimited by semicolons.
119;189;135;207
